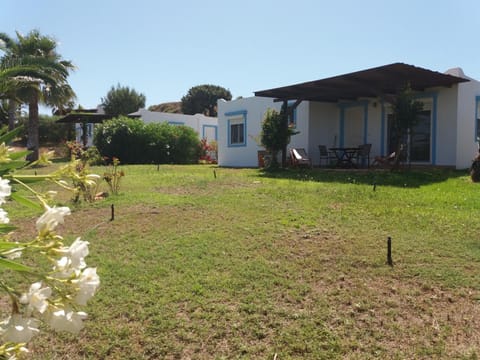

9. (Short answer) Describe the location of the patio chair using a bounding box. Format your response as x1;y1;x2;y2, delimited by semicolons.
318;145;333;167
372;151;396;167
290;148;312;168
356;144;372;168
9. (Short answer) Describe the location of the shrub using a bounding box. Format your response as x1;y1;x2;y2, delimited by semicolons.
94;116;201;164
260;108;298;167
93;117;145;164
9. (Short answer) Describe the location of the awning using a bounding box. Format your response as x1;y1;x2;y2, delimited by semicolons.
56;112;112;123
254;63;469;102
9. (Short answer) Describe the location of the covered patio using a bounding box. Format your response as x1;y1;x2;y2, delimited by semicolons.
253;63;469;167
57;111;112;147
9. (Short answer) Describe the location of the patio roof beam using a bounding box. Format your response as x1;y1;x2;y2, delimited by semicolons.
254;63;469;103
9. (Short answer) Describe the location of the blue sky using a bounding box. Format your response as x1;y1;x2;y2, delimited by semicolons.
2;0;479;113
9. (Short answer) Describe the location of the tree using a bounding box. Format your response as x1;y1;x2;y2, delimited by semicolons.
181;84;232;117
387;84;424;169
0;32;22;130
0;30;76;161
260;107;298;168
101;84;146;117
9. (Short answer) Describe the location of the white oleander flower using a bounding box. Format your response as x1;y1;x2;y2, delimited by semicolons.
20;282;52;314
48;307;87;334
0;314;39;343
0;208;9;224
55;238;90;277
73;267;100;306
67;238;89;269
0;177;11;205
36;206;71;232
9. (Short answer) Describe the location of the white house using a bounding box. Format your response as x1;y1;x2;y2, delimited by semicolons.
62;107;218;147
217;63;480;169
130;109;218;143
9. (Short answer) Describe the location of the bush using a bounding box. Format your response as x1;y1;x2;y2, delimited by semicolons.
94;116;201;164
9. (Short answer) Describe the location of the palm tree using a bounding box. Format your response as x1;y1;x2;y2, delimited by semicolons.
0;30;76;161
0;32;21;130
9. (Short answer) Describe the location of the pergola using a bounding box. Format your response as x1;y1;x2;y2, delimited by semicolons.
254;63;468;103
56;112;112;146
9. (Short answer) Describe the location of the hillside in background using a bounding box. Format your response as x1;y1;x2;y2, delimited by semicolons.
148;101;182;113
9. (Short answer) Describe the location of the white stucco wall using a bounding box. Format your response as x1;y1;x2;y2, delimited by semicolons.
132;109;218;142
366;102;383;158
433;86;459;166
455;80;480;169
308;102;339;166
218;97;281;167
217;97;317;167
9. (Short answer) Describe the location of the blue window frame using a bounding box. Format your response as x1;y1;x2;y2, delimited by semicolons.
202;125;218;141
226;110;247;147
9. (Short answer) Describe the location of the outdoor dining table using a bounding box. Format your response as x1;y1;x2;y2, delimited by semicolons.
329;147;360;168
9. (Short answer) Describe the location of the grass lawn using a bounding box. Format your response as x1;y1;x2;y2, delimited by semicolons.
6;165;480;359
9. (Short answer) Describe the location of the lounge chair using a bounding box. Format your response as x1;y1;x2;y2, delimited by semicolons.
290;148;312;168
372;152;396;167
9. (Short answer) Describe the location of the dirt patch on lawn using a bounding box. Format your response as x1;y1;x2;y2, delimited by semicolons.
279;228;480;357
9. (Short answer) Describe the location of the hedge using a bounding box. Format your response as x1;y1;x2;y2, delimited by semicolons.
94;116;201;164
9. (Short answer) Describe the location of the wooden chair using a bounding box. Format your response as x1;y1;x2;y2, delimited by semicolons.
356;144;372;168
290;148;312;168
318;145;333;167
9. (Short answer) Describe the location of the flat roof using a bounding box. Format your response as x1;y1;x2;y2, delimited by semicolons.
254;63;469;102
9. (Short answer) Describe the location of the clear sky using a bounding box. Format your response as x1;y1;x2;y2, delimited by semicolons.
2;0;479;113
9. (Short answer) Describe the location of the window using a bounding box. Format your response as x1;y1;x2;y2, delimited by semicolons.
226;110;247;147
387;109;431;163
229;120;245;145
202;125;218;141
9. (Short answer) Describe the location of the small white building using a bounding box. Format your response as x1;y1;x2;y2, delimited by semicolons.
64;107;218;147
217;63;480;169
130;109;218;143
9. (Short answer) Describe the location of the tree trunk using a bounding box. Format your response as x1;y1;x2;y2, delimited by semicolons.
26;94;39;162
8;99;16;131
281;101;288;167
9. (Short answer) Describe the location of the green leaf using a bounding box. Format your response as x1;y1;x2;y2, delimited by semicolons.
0;258;32;273
0;241;21;251
0;160;29;174
9;150;31;161
0;127;23;145
9;174;53;183
0;224;17;234
10;192;42;210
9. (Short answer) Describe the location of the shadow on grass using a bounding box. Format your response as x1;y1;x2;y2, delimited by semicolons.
258;167;468;188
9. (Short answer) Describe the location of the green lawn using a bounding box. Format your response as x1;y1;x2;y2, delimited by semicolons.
9;165;480;359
